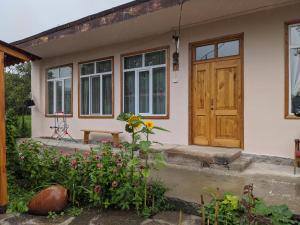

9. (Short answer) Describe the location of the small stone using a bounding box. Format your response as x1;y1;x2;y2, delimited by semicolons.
28;185;68;215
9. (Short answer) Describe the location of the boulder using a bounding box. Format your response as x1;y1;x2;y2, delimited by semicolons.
28;185;68;215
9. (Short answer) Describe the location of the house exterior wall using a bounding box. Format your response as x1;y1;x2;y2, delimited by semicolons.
31;3;300;159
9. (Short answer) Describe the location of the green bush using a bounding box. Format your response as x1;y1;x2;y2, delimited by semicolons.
202;184;299;225
15;140;168;216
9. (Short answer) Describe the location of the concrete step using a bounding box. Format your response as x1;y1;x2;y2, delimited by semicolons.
151;144;252;172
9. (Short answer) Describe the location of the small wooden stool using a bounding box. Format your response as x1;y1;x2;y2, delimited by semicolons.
294;139;300;174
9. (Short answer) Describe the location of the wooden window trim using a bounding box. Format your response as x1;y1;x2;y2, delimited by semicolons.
285;20;300;119
188;33;244;148
120;46;170;119
78;56;114;119
191;33;242;63
45;63;74;118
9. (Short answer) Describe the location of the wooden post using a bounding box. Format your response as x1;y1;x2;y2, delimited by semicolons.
0;51;8;213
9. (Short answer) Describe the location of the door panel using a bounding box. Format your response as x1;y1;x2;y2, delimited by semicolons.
192;63;210;145
211;59;241;147
191;58;242;148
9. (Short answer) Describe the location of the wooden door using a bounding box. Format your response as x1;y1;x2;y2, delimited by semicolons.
192;63;210;145
191;58;242;148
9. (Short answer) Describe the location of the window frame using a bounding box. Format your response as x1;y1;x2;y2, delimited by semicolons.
285;20;300;119
120;46;170;119
78;56;114;119
45;64;73;117
192;37;241;62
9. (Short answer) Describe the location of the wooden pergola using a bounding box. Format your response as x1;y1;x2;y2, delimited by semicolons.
0;40;40;213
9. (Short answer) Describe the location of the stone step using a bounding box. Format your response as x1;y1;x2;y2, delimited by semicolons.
150;144;252;171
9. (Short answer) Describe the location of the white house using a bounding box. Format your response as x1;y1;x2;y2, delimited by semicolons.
13;0;300;159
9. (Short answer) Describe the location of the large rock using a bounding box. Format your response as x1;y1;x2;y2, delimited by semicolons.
28;185;68;215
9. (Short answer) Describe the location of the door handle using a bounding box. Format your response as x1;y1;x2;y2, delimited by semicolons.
210;99;214;110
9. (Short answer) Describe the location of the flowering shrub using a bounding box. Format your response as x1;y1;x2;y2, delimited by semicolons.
12;113;169;216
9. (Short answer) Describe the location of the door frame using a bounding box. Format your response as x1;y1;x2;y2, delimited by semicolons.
188;33;244;149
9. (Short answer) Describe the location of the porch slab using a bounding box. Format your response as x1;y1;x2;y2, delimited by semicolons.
151;143;242;166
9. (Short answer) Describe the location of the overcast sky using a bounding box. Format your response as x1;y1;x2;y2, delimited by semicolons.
1;0;131;43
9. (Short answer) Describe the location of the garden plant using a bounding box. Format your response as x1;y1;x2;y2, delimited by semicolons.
7;112;170;217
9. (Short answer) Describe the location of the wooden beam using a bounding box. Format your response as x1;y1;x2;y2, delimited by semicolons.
0;51;7;213
0;44;30;62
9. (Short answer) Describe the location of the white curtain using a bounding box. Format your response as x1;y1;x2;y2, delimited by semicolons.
291;49;300;97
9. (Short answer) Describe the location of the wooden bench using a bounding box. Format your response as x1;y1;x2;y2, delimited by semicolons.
81;130;123;147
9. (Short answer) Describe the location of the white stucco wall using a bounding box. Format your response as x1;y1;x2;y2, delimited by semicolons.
31;3;300;159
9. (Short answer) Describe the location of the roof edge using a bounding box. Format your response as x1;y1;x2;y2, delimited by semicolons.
11;0;155;46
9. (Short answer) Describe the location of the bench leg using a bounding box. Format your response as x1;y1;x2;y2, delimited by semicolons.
112;134;120;148
83;131;90;144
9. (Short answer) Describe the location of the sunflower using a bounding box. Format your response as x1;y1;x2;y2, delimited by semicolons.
128;115;142;128
144;120;154;130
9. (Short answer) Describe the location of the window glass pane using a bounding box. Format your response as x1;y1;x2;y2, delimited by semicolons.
91;76;100;114
102;75;112;115
64;79;72;114
290;24;300;46
145;50;165;66
152;67;166;114
96;60;112;73
290;48;300;114
139;71;149;113
60;66;72;78
47;68;59;79
48;81;54;114
124;71;135;113
196;45;215;60
218;40;239;57
81;78;90;115
55;81;63;113
124;55;142;69
81;63;94;75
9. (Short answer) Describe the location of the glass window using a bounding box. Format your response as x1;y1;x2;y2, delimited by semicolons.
91;76;101;114
287;23;300;117
196;45;215;61
79;59;113;116
122;49;167;116
124;55;142;69
64;79;72;114
218;40;240;57
96;60;112;73
46;65;72;115
81;63;94;75
152;67;166;114
81;77;90;115
59;66;72;78
139;71;150;113
102;75;112;115
48;81;54;114
124;71;135;113
47;68;59;79
290;25;300;46
55;81;63;113
145;50;165;66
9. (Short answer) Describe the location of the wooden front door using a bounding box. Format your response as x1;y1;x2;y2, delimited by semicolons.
191;56;242;148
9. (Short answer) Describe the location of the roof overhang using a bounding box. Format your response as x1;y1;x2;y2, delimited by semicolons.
0;40;41;67
12;0;300;58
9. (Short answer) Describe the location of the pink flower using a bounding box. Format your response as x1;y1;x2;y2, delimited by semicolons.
94;185;102;193
71;159;77;168
97;163;103;169
112;181;119;188
84;152;90;157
